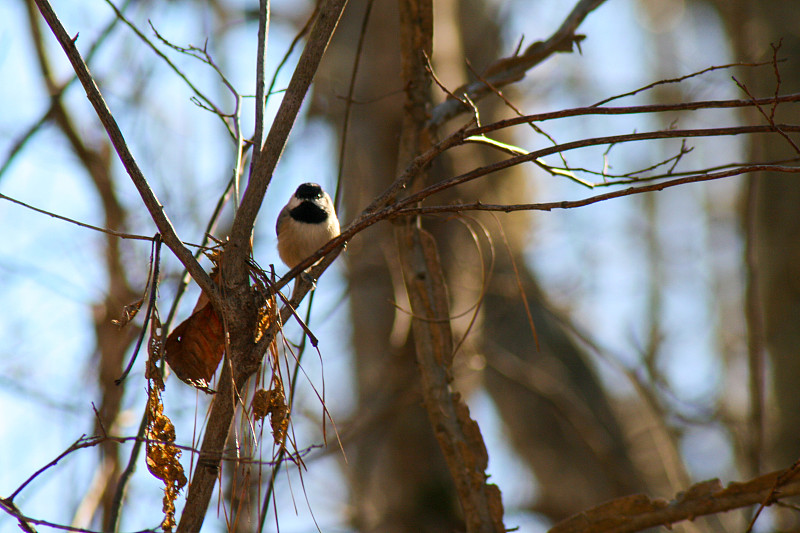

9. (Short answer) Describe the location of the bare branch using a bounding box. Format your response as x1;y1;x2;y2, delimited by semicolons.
429;0;607;126
0;192;154;241
591;60;779;107
249;0;270;180
8;436;100;502
1;497;156;533
230;0;348;247
413;124;800;203
104;0;237;140
389;165;800;216
31;0;220;308
733;77;800;155
470;92;800;136
396;0;505;530
549;466;800;533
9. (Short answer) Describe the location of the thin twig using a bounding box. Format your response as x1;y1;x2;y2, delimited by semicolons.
0;192;153;241
115;235;161;385
334;0;374;210
592;60;779;107
249;0;270;180
469;92;800;136
104;0;236;139
390;165;800;217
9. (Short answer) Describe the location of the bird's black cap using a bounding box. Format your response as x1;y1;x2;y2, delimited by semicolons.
295;183;324;200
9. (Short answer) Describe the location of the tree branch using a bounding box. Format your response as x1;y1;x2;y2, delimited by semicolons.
428;0;607;126
31;0;220;308
469;93;800;135
230;0;348;247
249;0;270;178
389;165;800;216
549;466;800;533
394;1;505;531
177;1;348;529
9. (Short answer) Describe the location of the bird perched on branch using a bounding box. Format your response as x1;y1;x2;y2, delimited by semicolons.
276;182;340;269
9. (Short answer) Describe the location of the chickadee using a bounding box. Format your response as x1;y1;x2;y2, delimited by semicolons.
276;182;340;269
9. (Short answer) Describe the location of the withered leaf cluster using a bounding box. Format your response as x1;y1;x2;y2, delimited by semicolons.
144;310;187;532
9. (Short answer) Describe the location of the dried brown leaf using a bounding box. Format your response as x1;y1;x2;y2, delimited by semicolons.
252;385;290;444
112;297;144;327
252;388;271;421
165;300;224;388
254;297;276;343
145;310;165;391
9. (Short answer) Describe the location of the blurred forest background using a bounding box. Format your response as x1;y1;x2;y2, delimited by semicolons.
2;0;800;532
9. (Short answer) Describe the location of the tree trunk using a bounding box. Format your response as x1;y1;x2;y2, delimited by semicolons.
315;0;647;526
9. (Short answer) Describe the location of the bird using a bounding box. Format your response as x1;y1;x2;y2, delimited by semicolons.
276;182;340;270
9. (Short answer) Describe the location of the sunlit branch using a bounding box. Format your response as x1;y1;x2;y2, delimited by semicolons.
388;165;800;217
0;192;154;241
32;0;220;308
429;0;608;126
270;123;800;295
468;92;800;137
550;465;800;533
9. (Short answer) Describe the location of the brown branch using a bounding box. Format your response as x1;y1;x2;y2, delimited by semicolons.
0;497;155;533
8;436;102;502
591;60;778;107
733;77;800;155
395;0;505;531
177;1;348;529
268;125;800;296
249;0;270;178
429;0;607;126
230;0;347;247
342;93;800;256
411;124;800;204
549;466;800;533
470;92;800;136
397;227;505;533
104;0;237;140
389;165;800;216
0;192;154;241
0;499;38;533
31;0;220;308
